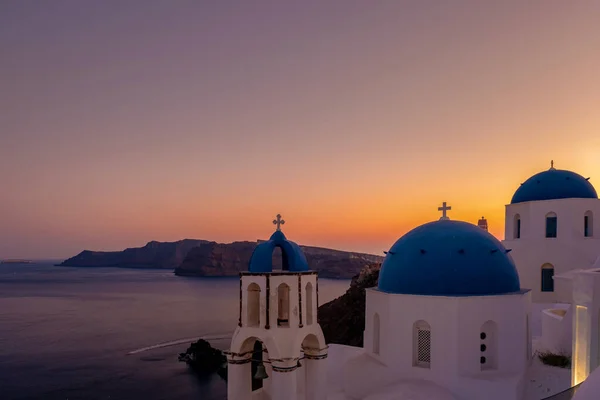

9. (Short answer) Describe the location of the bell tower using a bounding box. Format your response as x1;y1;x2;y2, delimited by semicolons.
226;215;328;400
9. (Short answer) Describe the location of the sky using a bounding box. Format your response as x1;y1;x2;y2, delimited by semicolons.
1;1;599;259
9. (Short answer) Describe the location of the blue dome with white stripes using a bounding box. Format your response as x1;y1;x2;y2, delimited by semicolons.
378;220;520;296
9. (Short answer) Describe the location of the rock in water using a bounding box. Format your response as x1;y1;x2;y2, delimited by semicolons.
178;339;226;376
318;263;381;347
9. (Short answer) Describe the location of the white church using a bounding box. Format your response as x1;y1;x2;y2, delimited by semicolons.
225;164;600;400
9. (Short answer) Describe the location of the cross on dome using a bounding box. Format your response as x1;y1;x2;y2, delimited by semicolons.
550;160;555;170
438;202;451;220
273;214;285;231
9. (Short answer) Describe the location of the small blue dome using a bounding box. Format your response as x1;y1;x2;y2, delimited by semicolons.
511;168;597;204
248;230;309;273
378;220;520;296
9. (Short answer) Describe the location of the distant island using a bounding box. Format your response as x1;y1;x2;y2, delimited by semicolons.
58;239;384;279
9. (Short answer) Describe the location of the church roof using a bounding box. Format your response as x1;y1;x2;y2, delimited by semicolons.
248;215;309;273
378;219;521;296
511;165;597;204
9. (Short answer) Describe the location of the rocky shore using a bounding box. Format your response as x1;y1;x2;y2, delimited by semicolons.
318;262;381;346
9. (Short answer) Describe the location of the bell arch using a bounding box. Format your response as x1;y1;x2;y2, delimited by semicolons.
514;214;521;239
228;336;277;398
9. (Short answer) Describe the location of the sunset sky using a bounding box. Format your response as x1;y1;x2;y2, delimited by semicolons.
1;1;599;259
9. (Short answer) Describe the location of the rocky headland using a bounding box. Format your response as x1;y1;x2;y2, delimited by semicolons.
59;239;210;269
59;239;383;279
318;262;381;346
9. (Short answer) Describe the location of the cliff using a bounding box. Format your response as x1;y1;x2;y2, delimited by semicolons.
59;239;384;279
317;263;381;346
59;239;210;269
174;241;383;279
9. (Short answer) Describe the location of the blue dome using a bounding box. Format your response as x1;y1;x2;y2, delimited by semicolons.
248;230;309;273
511;168;597;204
378;220;520;296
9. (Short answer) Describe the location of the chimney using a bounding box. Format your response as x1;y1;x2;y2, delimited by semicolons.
478;216;488;231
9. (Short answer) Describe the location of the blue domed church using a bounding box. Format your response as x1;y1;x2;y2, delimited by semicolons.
332;205;532;400
502;162;599;303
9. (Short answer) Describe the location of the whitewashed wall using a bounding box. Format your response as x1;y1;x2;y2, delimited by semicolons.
503;198;600;303
342;289;531;400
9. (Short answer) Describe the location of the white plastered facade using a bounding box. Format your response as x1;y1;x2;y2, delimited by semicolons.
336;288;532;400
503;198;600;303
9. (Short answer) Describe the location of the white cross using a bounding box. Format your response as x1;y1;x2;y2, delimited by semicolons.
438;202;451;220
273;214;285;231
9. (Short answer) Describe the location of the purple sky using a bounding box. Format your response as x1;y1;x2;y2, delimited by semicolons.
1;1;599;259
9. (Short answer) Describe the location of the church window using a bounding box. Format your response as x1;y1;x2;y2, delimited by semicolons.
514;214;521;239
305;282;313;326
584;211;593;237
545;212;557;238
413;320;431;368
277;283;290;327
373;313;381;355
480;320;498;371
247;283;261;327
541;264;554;292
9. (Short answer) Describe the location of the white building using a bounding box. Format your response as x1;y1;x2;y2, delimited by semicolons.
226;215;328;400
502;162;600;303
336;209;532;400
225;161;600;399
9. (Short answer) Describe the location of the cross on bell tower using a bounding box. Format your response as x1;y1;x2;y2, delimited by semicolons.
438;202;452;220
273;214;285;231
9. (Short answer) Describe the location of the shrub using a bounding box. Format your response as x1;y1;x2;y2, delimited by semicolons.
537;351;571;368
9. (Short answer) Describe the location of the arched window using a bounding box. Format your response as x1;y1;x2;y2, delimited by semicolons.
277;283;290;327
545;212;557;238
514;214;521;239
585;211;593;237
247;283;261;327
480;320;498;370
305;282;313;326
541;263;555;292
413;320;431;368
373;313;381;355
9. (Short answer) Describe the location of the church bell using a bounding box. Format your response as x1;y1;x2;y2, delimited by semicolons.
253;363;269;380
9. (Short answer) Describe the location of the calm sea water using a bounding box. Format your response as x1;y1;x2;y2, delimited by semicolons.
0;262;350;400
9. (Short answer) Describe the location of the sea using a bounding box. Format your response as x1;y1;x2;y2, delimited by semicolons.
0;262;350;400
